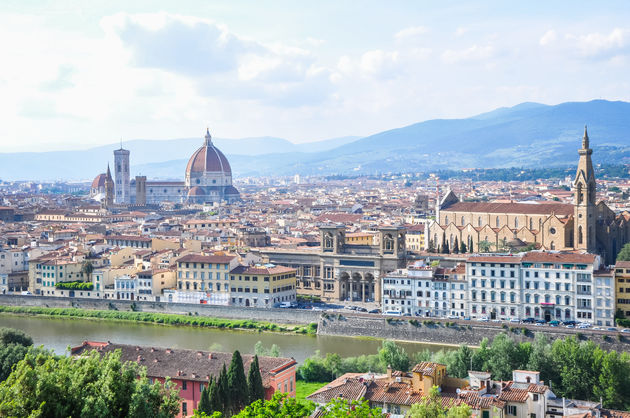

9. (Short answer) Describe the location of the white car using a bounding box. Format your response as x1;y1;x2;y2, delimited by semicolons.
621;329;630;333
477;316;489;322
510;318;521;323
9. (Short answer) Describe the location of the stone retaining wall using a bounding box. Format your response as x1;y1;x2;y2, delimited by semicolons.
0;295;320;325
318;314;630;352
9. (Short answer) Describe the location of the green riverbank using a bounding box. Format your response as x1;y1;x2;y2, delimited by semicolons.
0;305;318;335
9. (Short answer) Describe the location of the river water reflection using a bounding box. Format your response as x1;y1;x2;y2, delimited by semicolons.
0;314;456;363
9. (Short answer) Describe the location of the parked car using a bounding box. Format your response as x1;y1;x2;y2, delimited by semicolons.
548;320;560;326
565;324;575;329
357;307;368;313
562;320;577;326
402;312;412;317
477;316;489;322
384;310;402;316
522;318;536;324
621;329;630;333
535;319;546;324
509;318;521;323
368;309;381;314
606;327;618;332
447;315;459;319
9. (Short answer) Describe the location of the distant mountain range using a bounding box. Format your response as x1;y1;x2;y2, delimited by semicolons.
1;100;629;181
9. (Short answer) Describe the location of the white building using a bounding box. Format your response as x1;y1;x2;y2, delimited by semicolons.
594;269;615;326
115;275;137;300
466;252;602;322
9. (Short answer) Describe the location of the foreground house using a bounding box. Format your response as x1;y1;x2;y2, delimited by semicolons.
71;341;297;417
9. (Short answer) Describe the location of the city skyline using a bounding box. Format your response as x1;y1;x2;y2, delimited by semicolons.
2;1;630;151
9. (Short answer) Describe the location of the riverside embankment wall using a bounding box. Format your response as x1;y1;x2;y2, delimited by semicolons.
318;314;630;352
0;295;320;325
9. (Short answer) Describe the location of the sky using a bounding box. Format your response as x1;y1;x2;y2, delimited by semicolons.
1;0;630;152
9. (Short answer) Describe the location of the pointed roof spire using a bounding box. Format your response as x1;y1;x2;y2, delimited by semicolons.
582;125;589;149
204;127;212;146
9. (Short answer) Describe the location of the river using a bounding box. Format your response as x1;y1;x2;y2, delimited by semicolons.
0;314;455;363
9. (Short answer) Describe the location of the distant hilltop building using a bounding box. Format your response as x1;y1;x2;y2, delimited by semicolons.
428;126;629;264
90;129;240;206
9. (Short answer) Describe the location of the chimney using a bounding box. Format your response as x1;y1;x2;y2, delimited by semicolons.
387;365;393;379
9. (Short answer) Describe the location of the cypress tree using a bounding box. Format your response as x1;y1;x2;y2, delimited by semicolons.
460;241;467;254
197;378;213;415
247;355;265;403
441;232;449;254
227;350;249;414
218;363;230;414
453;237;459;254
208;377;222;413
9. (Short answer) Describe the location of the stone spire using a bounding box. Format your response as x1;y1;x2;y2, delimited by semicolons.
582;125;589;149
204;128;212;146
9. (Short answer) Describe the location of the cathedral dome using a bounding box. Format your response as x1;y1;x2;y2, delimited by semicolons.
185;129;231;177
187;186;206;197
91;173;107;189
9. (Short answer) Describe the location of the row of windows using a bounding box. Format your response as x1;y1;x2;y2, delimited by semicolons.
470;269;516;278
179;263;229;269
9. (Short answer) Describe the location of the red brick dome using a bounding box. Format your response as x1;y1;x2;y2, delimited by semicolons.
185;129;232;177
187;186;206;196
91;173;106;189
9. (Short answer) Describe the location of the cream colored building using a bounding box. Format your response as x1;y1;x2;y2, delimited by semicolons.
229;264;296;308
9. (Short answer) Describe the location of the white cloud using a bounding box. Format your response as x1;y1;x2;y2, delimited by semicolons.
540;28;630;59
395;26;428;40
441;44;495;63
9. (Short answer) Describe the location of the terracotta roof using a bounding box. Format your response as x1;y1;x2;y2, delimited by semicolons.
230;265;296;275
615;261;630;269
91;173;106;189
315;213;362;223
71;342;295;388
107;235;152;242
521;252;597;264
467;255;522;263
412;361;441;376
177;254;236;264
186;142;232;175
442;201;573;216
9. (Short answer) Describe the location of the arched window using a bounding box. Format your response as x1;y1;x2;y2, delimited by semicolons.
478;217;482;227
578;226;583;244
500;292;505;302
538;219;542;231
550;241;555;250
534;294;540;303
577;183;583;204
525;294;531;303
490;291;495;302
510;292;515;303
496;217;500;228
445;216;449;225
529;219;533;230
556;295;561;305
515;218;519;229
461;216;465;225
545;294;550;303
565;296;570;305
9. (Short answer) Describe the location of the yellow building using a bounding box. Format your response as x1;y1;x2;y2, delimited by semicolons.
406;224;425;252
30;257;87;296
229;264;297;308
176;254;239;293
615;261;630;319
345;232;375;245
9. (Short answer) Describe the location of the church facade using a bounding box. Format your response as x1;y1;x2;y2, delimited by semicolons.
428;127;629;264
90;129;240;206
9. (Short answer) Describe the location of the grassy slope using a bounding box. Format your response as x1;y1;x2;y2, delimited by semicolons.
295;381;328;402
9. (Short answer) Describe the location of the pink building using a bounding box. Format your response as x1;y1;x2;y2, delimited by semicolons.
71;341;297;417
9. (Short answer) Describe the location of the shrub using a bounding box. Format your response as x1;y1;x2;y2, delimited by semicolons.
55;281;93;291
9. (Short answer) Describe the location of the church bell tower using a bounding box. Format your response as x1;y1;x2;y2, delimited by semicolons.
573;126;596;252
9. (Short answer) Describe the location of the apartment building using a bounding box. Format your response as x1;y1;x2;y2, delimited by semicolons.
176;254;239;293
466;252;601;321
614;261;630;319
229;264;297;308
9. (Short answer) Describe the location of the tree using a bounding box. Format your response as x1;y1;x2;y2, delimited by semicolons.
0;327;33;347
441;233;449;254
235;392;315;417
218;363;230;413
378;340;410;372
408;386;471;418
449;345;473;378
197;378;214;415
471;338;491;372
0;344;30;382
617;243;630;262
322;397;384;417
551;337;601;401
427;239;435;253
453;237;459;254
81;260;94;276
0;327;34;382
486;334;527;380
526;333;554;385
477;240;492;253
247;355;265;404
0;350;180;418
459;241;467;254
227;350;249;414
